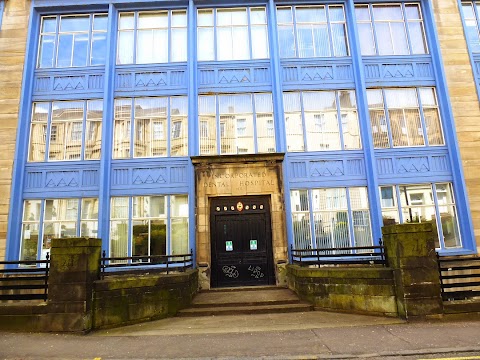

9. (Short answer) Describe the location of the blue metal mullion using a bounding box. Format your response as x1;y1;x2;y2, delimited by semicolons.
87;14;94;66
133;12;138;64
416;87;430;146
395;184;404;224
247;7;253;60
431;183;446;250
213;8;218;61
76;199;82;237
345;188;356;247
129;99;135;159
368;5;379;56
402;3;414;55
308;190;317;249
127;197;133;259
216;95;221;154
267;0;286;153
34;201;46;262
335;91;346;150
81;101;87;161
252;94;259;153
382;90;395;149
54;15;61;68
0;1;4;30
44;103;53;162
299;92;307;151
423;0;476;252
167;97;171;157
97;4;117;256
325;5;335;58
292;6;298;58
345;0;382;245
167;195;171;256
187;0;197;264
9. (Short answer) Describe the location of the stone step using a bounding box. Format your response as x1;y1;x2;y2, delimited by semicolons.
191;288;302;307
177;303;314;317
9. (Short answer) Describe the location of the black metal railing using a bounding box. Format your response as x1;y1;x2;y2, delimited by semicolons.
0;254;50;301
437;254;480;301
291;242;387;267
100;250;194;279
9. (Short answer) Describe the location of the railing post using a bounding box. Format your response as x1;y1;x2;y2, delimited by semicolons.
44;252;50;301
166;257;169;274
101;250;106;280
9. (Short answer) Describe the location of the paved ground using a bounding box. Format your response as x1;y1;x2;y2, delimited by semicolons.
1;311;480;359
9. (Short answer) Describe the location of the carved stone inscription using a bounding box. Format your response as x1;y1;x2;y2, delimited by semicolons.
201;170;274;189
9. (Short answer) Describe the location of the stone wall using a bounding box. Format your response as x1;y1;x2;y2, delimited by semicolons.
287;265;398;317
0;0;30;262
93;270;198;329
432;0;480;252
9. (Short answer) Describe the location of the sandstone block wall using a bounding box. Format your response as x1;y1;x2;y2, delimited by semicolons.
0;1;30;262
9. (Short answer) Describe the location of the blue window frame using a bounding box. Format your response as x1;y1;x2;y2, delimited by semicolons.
355;3;428;56
197;7;269;61
291;187;373;250
28;100;103;162
277;4;349;59
198;93;275;155
109;195;189;258
380;183;462;250
117;9;187;65
0;0;4;30
283;90;361;152
113;96;188;158
37;14;108;68
460;2;480;52
20;198;99;261
367;87;444;149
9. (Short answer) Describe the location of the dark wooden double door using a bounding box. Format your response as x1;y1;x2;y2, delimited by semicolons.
211;196;275;288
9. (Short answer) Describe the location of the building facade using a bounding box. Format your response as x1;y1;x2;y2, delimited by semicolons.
1;0;479;288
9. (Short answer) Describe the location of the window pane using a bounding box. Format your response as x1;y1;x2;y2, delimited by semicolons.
110;220;128;257
29;103;49;162
172;28;187;62
380;186;399;225
171;97;188;156
339;91;361;150
376;23;395;55
297;26;315;58
357;23;376;55
85;100;103;160
38;35;56;68
91;33;107;65
331;23;348;57
49;101;84;161
134;97;167;157
60;16;89;32
391;22;409;54
199;96;216;155
291;190;312;249
251;25;269;59
57;34;74;67
197;28;215;61
278;25;296;58
117;31;134;64
408;22;428;54
72;34;89;66
113;99;132;159
436;183;461;248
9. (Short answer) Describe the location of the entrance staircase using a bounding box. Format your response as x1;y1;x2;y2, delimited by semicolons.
177;286;313;317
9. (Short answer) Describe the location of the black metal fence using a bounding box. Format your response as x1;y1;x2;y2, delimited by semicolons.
0;254;50;301
437;254;480;301
100;250;194;279
291;243;387;267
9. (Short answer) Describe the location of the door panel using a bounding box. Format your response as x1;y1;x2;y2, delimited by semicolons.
211;197;274;287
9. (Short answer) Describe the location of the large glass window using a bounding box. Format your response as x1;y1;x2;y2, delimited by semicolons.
291;187;373;249
367;88;444;149
113;96;188;158
20;198;98;260
117;10;187;64
38;14;107;68
28;100;103;162
109;195;189;259
277;5;348;59
355;3;427;56
461;2;480;52
198;93;275;155
197;7;269;61
284;90;361;152
380;183;461;250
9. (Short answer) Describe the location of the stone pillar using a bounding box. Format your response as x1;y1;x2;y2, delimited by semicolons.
382;223;443;320
47;238;102;332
